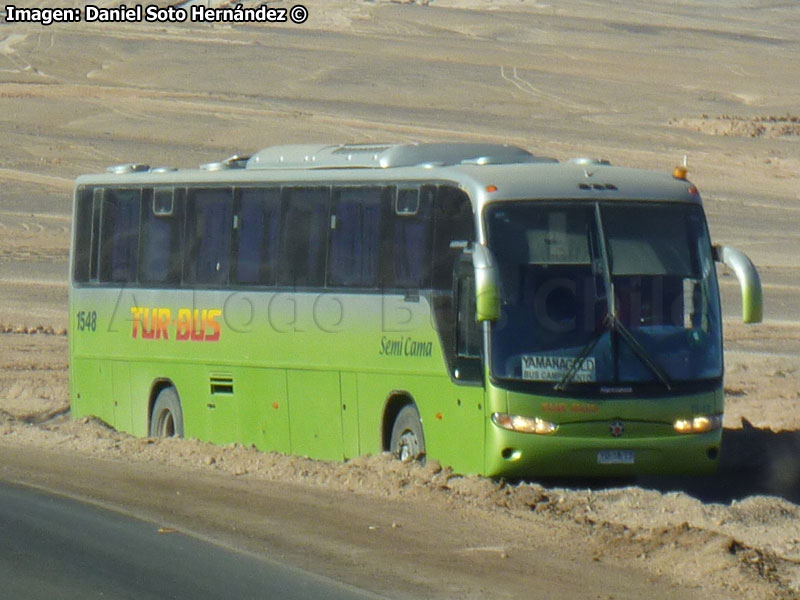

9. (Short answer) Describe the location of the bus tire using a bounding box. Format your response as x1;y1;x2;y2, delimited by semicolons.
390;405;426;464
149;387;184;439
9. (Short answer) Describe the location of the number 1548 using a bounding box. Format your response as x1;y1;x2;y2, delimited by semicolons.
76;311;97;332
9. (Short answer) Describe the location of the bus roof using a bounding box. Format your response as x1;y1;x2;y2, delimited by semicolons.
75;142;702;210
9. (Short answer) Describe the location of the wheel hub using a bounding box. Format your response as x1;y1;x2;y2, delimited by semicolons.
397;430;420;462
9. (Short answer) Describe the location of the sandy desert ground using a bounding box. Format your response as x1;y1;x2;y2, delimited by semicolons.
1;0;800;597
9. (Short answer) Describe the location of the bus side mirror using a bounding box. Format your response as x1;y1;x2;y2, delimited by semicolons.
472;244;501;322
713;244;763;324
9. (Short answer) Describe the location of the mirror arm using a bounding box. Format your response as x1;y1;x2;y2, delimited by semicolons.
713;244;763;323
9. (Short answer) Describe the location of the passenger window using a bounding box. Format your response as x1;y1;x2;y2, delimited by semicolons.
432;186;474;290
456;273;481;359
452;257;483;383
279;187;330;287
139;188;182;284
235;188;281;286
99;189;141;283
89;189;102;281
387;186;433;289
72;187;94;283
185;188;233;285
329;187;385;287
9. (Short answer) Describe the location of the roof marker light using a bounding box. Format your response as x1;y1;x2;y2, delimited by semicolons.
674;154;689;180
673;166;688;180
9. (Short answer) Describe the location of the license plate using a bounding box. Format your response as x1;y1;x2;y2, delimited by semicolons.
597;450;635;465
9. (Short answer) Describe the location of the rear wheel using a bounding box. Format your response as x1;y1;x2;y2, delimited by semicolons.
390;405;426;463
149;387;184;438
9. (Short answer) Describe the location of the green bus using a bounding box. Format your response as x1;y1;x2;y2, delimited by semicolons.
69;143;762;477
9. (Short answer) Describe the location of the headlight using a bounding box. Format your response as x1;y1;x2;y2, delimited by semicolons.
673;414;723;434
492;412;558;435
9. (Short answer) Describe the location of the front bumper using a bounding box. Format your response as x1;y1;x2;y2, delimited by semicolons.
484;422;721;477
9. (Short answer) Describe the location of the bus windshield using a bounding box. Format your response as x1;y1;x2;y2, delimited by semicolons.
486;201;722;391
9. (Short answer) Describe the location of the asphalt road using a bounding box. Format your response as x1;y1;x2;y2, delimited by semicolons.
0;481;376;600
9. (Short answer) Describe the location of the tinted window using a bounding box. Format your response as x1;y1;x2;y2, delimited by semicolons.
185;188;233;285
456;272;481;358
72;187;94;283
139;188;182;284
329;187;385;287
99;189;141;283
603;204;700;277
432;186;474;290
89;189;102;281
279;187;329;287
235;188;281;286
387;186;433;289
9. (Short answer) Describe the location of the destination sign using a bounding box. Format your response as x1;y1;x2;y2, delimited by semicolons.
521;355;596;382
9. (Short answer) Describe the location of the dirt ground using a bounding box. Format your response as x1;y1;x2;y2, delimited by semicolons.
1;0;800;598
1;332;800;598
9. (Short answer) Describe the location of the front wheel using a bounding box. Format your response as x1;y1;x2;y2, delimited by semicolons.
390;405;426;463
149;387;184;438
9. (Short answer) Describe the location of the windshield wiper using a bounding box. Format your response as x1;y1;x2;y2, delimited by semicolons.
554;312;672;391
555;203;672;391
554;314;608;391
611;316;672;391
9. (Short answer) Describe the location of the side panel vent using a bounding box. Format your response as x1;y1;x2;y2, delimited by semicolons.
210;375;234;395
